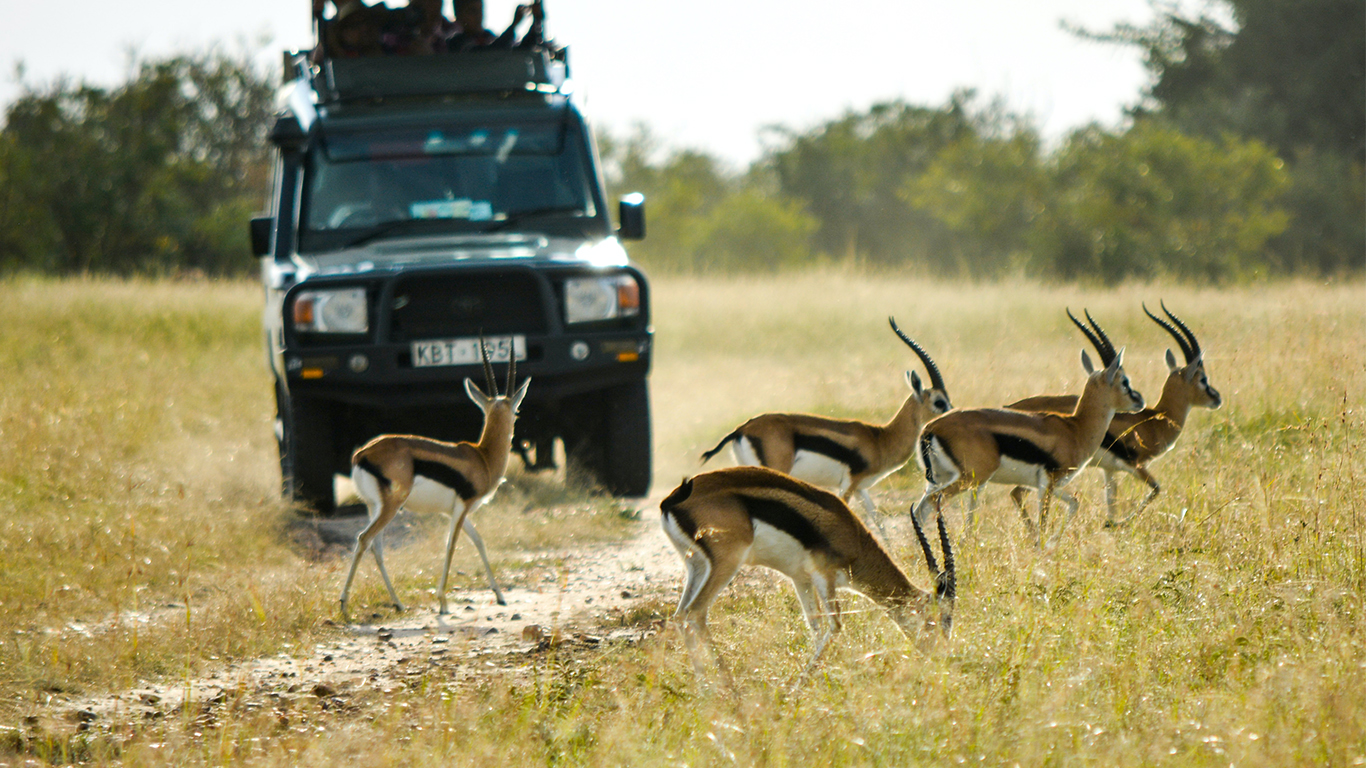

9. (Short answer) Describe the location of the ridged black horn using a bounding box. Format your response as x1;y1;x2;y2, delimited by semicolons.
1084;309;1118;363
1161;300;1202;360
478;331;498;396
936;511;956;604
1143;302;1195;363
911;504;940;576
888;316;947;393
1068;308;1116;367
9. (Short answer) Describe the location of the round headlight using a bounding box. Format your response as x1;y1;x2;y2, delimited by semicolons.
319;289;367;332
564;278;616;324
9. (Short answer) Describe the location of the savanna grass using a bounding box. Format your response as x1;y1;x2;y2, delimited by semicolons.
1;272;1362;766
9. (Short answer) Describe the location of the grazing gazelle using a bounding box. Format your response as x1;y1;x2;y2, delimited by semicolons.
340;340;530;618
661;466;955;683
700;317;951;534
1007;302;1222;527
912;310;1146;549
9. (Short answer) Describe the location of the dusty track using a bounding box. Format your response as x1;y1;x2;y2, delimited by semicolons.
61;501;680;729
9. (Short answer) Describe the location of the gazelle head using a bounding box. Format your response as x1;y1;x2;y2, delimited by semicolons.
1145;301;1222;410
889;317;952;416
884;506;955;642
464;335;532;419
1069;308;1145;414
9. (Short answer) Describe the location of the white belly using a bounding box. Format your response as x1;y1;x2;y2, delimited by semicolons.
989;457;1049;488
746;521;847;592
405;476;462;514
789;451;852;491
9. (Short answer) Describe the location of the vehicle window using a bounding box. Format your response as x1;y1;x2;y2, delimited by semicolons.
299;121;597;251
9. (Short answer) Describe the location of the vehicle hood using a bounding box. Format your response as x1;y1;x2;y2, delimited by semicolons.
295;233;631;277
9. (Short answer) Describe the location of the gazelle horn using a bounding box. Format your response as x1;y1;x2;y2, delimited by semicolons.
889;316;947;393
1161;300;1202;360
478;332;498;396
1144;302;1194;363
1068;308;1116;366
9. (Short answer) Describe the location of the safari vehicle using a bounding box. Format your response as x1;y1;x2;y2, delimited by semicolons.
250;48;652;514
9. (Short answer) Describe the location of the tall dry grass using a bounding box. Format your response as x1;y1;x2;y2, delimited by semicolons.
0;272;1362;765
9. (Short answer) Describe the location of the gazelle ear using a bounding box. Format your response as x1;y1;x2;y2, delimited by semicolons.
1166;349;1180;372
1080;349;1096;375
510;377;532;411
907;370;923;395
464;378;492;410
1183;352;1204;382
1104;346;1125;384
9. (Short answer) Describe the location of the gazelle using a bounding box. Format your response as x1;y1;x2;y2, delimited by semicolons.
912;310;1145;549
700;317;951;534
661;466;955;682
1006;302;1222;527
339;340;531;617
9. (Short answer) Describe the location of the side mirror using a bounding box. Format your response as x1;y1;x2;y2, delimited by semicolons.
269;114;309;151
617;193;645;241
250;216;274;257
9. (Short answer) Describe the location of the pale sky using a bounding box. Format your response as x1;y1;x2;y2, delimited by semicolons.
0;0;1160;167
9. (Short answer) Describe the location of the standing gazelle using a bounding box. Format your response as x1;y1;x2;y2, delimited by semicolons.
700;317;951;535
1007;302;1222;527
340;340;531;617
661;466;954;682
912;310;1146;549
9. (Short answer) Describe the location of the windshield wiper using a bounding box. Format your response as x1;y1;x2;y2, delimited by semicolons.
483;205;585;233
340;218;436;249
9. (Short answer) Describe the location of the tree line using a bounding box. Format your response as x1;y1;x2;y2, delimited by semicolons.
0;0;1360;281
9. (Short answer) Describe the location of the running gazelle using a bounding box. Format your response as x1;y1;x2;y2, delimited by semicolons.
1007;302;1222;527
340;339;530;617
700;317;951;535
912;310;1146;549
661;466;955;682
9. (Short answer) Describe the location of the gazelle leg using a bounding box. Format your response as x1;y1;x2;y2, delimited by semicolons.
1010;486;1038;543
676;546;747;681
1101;470;1121;527
339;498;400;617
369;531;404;611
795;575;842;688
1035;486;1054;549
459;518;507;606
1045;489;1081;550
856;490;888;540
438;500;482;615
1110;467;1160;528
963;490;982;537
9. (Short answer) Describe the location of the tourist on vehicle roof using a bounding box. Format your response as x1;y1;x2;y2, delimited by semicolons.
448;0;543;51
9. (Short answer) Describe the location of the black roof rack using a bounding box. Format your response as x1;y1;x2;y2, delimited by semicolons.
309;49;567;104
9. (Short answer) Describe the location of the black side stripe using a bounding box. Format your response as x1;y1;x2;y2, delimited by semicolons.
793;432;869;474
1100;431;1141;464
357;457;391;490
413;459;478;500
737;493;831;554
992;433;1062;471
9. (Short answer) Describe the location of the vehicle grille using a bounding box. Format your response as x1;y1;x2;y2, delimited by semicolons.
388;272;548;342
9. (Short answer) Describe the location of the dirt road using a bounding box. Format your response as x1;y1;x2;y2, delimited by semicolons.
63;505;681;728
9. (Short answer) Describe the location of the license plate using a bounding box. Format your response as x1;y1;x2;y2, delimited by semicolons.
412;335;526;368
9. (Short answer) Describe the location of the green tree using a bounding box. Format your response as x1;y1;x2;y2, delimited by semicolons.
905;119;1048;277
1032;121;1290;281
597;126;817;273
764;95;978;271
1079;0;1364;273
0;49;274;276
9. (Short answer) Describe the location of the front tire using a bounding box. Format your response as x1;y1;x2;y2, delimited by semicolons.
603;380;652;497
565;380;651;497
277;384;338;514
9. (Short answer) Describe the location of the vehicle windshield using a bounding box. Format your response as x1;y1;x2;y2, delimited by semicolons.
298;118;599;252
